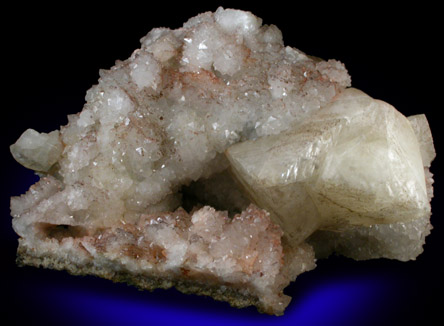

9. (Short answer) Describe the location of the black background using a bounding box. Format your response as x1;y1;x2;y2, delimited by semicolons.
2;1;442;325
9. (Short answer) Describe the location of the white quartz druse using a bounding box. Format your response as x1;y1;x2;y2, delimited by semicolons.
10;7;350;238
226;88;434;260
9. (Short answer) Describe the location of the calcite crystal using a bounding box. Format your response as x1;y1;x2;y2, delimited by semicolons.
9;7;434;315
306;113;435;261
226;88;434;260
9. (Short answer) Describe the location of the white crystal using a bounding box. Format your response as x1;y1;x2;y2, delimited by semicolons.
307;113;435;261
214;7;262;35
226;88;433;249
10;129;63;172
129;51;162;91
408;114;435;168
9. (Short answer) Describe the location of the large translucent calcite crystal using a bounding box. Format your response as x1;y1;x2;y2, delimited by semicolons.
307;113;435;261
226;88;434;260
9;7;434;315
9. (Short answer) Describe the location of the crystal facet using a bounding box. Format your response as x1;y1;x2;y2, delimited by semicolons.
226;88;432;250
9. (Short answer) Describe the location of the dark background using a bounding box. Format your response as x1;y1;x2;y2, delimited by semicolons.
2;1;442;325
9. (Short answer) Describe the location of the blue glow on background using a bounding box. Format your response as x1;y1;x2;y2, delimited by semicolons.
287;277;385;325
19;274;390;326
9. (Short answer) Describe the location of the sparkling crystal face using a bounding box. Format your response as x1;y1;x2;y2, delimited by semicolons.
8;6;435;316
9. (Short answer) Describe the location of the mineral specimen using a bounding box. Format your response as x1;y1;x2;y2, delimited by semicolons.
9;7;434;316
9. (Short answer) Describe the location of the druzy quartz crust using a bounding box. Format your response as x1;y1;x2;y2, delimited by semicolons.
9;8;435;315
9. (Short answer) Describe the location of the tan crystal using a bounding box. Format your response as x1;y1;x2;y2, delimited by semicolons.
226;88;432;245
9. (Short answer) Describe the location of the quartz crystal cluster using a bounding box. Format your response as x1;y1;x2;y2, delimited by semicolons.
10;7;434;315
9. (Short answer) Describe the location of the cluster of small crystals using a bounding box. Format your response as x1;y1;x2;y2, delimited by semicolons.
12;180;314;314
109;204;286;282
11;7;350;235
94;204;314;312
307;214;433;261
